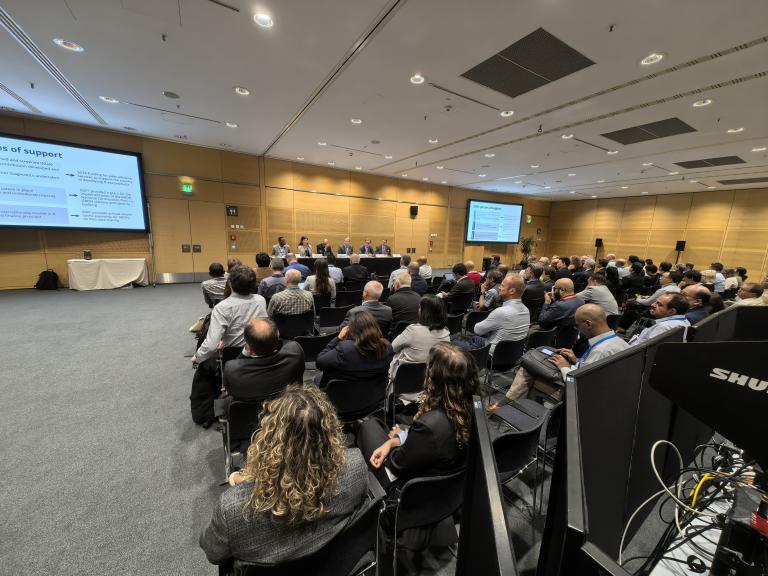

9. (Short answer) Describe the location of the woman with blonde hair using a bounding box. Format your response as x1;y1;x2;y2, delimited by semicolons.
200;385;368;566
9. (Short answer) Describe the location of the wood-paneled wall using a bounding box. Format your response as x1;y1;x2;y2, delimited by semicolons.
0;113;550;289
548;191;768;277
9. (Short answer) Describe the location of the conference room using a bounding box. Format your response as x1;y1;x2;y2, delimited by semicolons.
1;0;767;575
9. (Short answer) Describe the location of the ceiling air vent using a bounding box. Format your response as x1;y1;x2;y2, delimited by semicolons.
675;156;746;169
717;176;768;185
601;117;696;145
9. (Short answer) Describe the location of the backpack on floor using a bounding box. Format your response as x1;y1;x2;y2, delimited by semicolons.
35;269;59;290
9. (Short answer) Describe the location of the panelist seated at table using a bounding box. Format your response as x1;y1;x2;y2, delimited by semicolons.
338;237;354;256
375;239;392;256
316;238;333;256
271;236;290;258
359;239;375;255
296;236;313;257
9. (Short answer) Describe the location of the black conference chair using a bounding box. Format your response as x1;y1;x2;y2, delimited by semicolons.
273;310;315;340
219;399;263;482
335;290;363;308
446;313;463;336
525;327;557;351
492;421;545;512
464;309;491;335
606;314;621;331
468;343;491;384
318;305;354;334
487;339;526;391
426;284;440;295
388;362;426;425
524;297;545;324
295;331;339;371
325;377;387;424
554;323;579;349
313;293;332;313
447;293;474;314
343;279;365;292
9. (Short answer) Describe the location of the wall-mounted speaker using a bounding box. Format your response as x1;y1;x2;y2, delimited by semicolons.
595;238;603;248
675;240;686;252
410;205;418;217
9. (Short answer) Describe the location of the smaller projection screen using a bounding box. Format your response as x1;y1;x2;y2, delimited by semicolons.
0;133;148;232
465;199;523;244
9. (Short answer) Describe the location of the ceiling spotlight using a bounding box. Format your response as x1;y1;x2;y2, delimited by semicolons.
162;91;180;99
440;180;447;184
692;99;712;108
401;173;408;177
99;96;119;104
225;122;238;128
234;86;250;96
350;118;362;124
597;180;605;183
428;138;439;144
544;186;551;189
500;110;514;117
317;141;327;146
561;134;574;140
707;186;716;190
567;173;576;177
53;38;84;52
621;186;629;190
727;127;744;133
327;161;335;166
607;150;619;155
689;180;698;183
297;156;304;161
253;13;274;28
436;165;444;170
641;191;649;195
422;177;429;181
530;164;540;168
514;181;522;184
751;146;766;152
669;171;679;175
642;162;653;166
569;191;576;194
484;153;496;158
410;74;425;85
355;166;362;170
640;52;664;66
384;155;393;159
591;195;597;198
478;174;486;178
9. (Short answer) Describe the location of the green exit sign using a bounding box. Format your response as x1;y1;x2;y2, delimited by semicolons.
181;182;194;193
526;214;533;224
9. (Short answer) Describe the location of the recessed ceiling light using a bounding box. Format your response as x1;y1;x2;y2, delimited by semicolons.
440;180;447;184
669;171;679;175
569;191;576;194
428;138;439;144
297;156;304;161
317;141;327;146
234;86;251;96
410;74;425;85
530;164;539;168
567;173;576;177
478;174;486;178
514;181;522;184
640;52;664;66
561;134;574;140
707;186;716;190
621;186;629;189
53;38;84;52
642;162;653;167
350;118;362;124
641;191;649;195
436;165;444;170
591;195;597;198
163;91;180;99
751;146;766;152
597;180;605;183
422;177;429;181
401;173;408;177
500;110;514;117
99;96;119;104
544;186;551;189
253;13;274;28
607;150;619;155
727;127;744;133
355;166;362;170
692;99;712;108
689;180;698;183
225;122;238;128
484;153;496;158
327;161;335;166
384;155;393;159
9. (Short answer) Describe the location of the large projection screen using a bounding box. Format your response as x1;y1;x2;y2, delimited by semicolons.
0;133;148;232
465;199;523;244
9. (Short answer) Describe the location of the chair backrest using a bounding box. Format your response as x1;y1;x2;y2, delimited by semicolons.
313;293;331;311
468;343;491;372
395;470;466;533
273;310;315;340
554;323;579;349
542;401;563;450
526;327;557;350
222;346;244;364
465;310;491;334
606;314;620;330
335;290;363;308
380;288;390;301
343;279;364;292
295;332;339;363
325;377;387;421
524;297;545;323
390;321;411;339
448;293;474;314
227;400;264;445
426;284;440;295
431;275;444;286
446;313;463;335
490;339;526;371
492;423;543;481
392;363;426;397
318;305;354;327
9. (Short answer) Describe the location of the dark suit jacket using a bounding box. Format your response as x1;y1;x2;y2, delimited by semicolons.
224;341;305;402
410;273;428;295
538;295;585;330
359;244;375;255
386;287;421;326
315;337;393;387
316;243;332;256
522;280;546;310
442;276;476;311
338;244;354;255
621;273;645;294
387;408;467;484
343;263;370;283
556;267;572;279
375;245;392;255
343;301;392;335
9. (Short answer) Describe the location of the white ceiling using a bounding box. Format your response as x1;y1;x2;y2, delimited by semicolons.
1;0;767;201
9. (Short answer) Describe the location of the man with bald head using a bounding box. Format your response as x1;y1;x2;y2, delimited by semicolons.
682;284;710;325
223;317;305;403
538;278;585;330
473;273;530;354
267;268;314;317
342;280;392;335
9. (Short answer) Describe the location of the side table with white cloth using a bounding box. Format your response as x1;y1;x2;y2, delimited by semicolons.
67;258;149;290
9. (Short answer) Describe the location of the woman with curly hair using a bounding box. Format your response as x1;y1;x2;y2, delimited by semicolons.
358;342;478;487
200;385;368;566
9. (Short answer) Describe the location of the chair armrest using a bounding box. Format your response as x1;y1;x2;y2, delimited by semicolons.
367;470;387;501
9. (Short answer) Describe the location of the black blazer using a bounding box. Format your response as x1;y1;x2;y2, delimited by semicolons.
375;244;392;255
224;341;305;402
359;244;375;255
386;287;421;326
343;263;370;283
388;408;467;484
315;337;393;387
442;276;476;311
343;301;392;336
522;281;546;309
338;244;354;255
316;243;332;256
622;273;645;294
410;273;428;295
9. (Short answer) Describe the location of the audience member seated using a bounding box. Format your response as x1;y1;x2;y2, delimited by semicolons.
634;271;682;306
604;265;623;302
297;235;313;257
465;260;482;286
284;253;310;281
389;295;450;382
659;261;673;274
223;318;304;403
472;274;529;354
700;269;716;292
554;257;572;279
190;265;268;426
315;310;393;387
200;385;368;567
710;262;726;294
643;263;660;291
258;258;286;299
254;252;272;283
304;258;336;300
734;282;766;306
227;257;242;273
521;265;546;310
682;285;711;325
326;253;344;285
267;269;314;317
478;269;503;311
342;253;369;284
337;237;354;256
679;269;702;288
736;267;748;288
386;272;421;328
621;261;646;294
387;255;410;289
271;236;290;258
541;266;556;290
417;256;432;280
496;304;629;403
538;278;584;330
408;262;428;295
628;293;690;345
576;271;619;316
615;258;629;278
437;262;475;308
723;268;739;291
342;280;392;335
487;255;502;270
707;292;726;314
202;262;227;308
358;343;477;488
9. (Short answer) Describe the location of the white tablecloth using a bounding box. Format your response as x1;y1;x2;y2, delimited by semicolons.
67;258;149;290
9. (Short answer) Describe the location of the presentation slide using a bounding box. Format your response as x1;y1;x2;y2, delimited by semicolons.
0;134;147;231
465;200;523;243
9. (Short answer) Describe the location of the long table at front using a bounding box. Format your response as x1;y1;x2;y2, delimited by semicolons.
296;256;402;277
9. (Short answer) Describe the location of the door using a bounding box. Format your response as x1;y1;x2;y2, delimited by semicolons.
189;200;227;280
149;197;193;280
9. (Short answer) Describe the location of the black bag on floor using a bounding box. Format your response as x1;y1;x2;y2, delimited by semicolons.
35;269;59;290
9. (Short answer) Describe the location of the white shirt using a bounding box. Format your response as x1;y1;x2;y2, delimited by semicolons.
636;283;680;306
328;265;344;284
388;266;407;289
560;330;629;379
473;298;530;354
629;315;690;346
195;293;268;362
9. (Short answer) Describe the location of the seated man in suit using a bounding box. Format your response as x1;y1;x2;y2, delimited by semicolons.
408;262;428;295
342;280;392;336
472;274;529;354
342;253;369;285
538;278;584;330
437;262;476;313
316;238;332;256
270;236;290;258
375;239;392;255
359;238;375;255
682;284;710;325
576;271;619;316
521;264;546;312
223;317;305;404
386;271;421;330
337;237;354;256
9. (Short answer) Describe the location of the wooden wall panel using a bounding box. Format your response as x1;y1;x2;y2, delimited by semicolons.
145;174;223;202
24;119;142;152
0;228;42;252
189;201;227;273
350;174;399;201
0;252;49;289
222;183;260;206
293;163;350;195
622;197;656;229
263;158;294;189
688;191;735;229
652;194;692;229
142;140;222;180
728;190;768;229
44;230;149;253
220;152;260;184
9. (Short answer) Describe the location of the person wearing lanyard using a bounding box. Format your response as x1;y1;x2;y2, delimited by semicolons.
628;293;691;346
